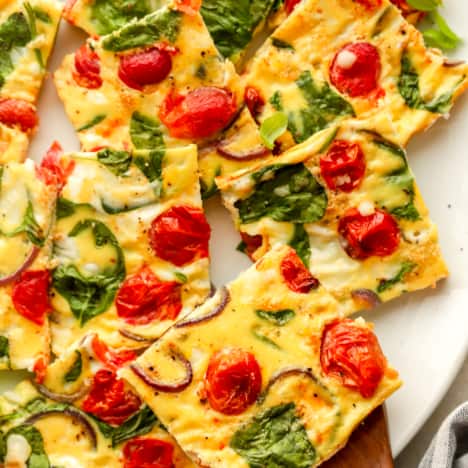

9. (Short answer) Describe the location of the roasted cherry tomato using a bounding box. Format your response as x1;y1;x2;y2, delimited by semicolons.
338;208;400;259
320;319;387;398
244;86;265;120
37;141;75;191
149;205;211;267
159;87;237;140
73;44;102;89
33;355;48;384
116;266;182;325
320;140;366;192
285;0;302;14
123;438;174;468
204;348;262;415
91;335;137;370
82;369;141;425
0;99;38;132
12;270;51;326
119;48;172;90
330;42;381;98
240;232;263;261
280;250;319;294
173;0;201;15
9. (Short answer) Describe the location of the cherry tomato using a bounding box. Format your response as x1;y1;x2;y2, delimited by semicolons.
33;355;48;384
320;319;386;398
12;270;51;326
116;266;182;325
159;87;237;139
149;206;211;267
173;0;201;15
330;42;381;98
320;140;366;192
338;208;400;259
0;99;38;132
119;48;172;90
73;44;102;89
91;335;137;371
123;438;174;468
36;141;75;191
280;250;319;294
244;86;265;120
204;348;262;415
82;369;141;425
240;232;263;261
285;0;302;14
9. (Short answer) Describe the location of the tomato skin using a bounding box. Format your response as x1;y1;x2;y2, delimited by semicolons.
0;99;38;132
159;87;237;139
82;369;141;425
285;0;302;14
116;266;182;325
240;232;263;261
12;270;52;326
73;44;102;89
123;438;174;468
91;335;137;371
37;141;75;191
244;86;265;120
338;208;400;260
320;140;366;192
118;48;172;90
280;250;319;294
149;206;211;267
320;319;386;398
204;348;262;415
33;355;48;384
173;0;201;15
330;42;381;98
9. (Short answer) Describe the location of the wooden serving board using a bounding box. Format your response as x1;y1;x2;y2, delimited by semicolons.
322;406;393;468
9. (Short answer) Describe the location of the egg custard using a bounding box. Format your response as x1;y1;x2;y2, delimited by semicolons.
0;159;57;373
0;0;62;162
243;0;468;153
217;122;448;313
121;245;402;468
50;145;211;357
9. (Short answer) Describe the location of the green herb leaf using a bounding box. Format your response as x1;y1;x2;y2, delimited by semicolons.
289;224;310;267
251;325;281;349
133;150;164;186
200;167;221;200
174;272;187;283
97;149;132;176
32;7;51;23
77;114;106;132
255;309;296;326
377;262;416;293
130;111;164;151
423;10;461;50
6;425;50;468
230;403;316;468
271;37;294;50
260;112;288;149
24;2;37;38
0;336;8;360
406;0;439;12
56;198;76;220
64;351;82;383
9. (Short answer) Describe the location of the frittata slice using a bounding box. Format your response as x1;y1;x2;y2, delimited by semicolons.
218;122;448;314
0;0;62;162
121;245;401;467
50;145;211;357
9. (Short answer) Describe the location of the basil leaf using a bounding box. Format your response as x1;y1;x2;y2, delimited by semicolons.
406;0;439;12
77;114;106;132
251;325;281;349
260;112;288;149
6;425;50;468
289;224;310;267
377;262;416;293
64;351;82;383
97;149;132;176
271;37;294;50
230;403;316;468
130;111;164;150
255;309;295;326
235;164;327;224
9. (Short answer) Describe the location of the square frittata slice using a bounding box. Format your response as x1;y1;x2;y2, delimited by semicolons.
217;121;448;314
50;145;211;357
121;244;401;467
0;0;62;162
243;0;468;152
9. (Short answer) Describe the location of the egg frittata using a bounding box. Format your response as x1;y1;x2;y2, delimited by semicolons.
121;245;402;467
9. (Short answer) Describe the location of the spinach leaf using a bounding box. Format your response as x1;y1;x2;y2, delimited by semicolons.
56;198;77;220
271;37;294;50
255;309;295;326
235;164;327;224
230;403;316;468
251;326;281;349
77;114;106;132
64;351;82;383
24;3;37;38
377;262;416;293
133;151;164;186
6;425;50;468
97;149;132;176
130;112;164;150
32;8;51;23
102;9;181;52
90;0;150;36
289;224;310;267
0;336;9;365
52;220;125;325
201;167;221;199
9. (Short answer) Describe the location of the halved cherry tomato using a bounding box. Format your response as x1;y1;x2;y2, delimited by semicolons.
173;0;201;15
280;250;319;294
12;270;52;326
119;48;172;90
204;348;262;415
33;355;48;384
320;319;387;398
0;99;38;132
73;44;102;89
330;42;381;98
37;141;75;191
116;266;182;325
240;232;263;261
91;335;137;371
320;140;366;192
149;205;211;267
338;208;400;259
285;0;302;14
82;369;141;425
244;86;265;120
123;438;174;468
159;87;237;140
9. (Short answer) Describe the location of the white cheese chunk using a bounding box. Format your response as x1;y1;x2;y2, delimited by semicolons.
5;434;31;468
336;49;357;69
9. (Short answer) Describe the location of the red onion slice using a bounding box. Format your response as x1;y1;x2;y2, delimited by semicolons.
216;141;269;161
32;379;90;404
351;289;382;310
130;345;192;393
119;329;157;344
175;287;230;328
25;407;97;450
0;246;39;286
443;59;465;68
